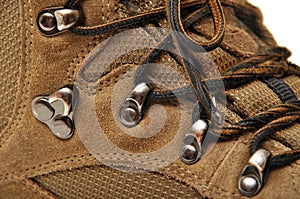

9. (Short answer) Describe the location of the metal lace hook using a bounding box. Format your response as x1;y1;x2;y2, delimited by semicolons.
238;149;271;197
180;119;208;164
119;83;152;127
37;7;82;36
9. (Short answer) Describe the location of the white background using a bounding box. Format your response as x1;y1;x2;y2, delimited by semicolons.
249;0;300;65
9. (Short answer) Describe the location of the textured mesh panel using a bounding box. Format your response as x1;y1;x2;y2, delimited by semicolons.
227;80;281;117
0;0;21;133
273;123;300;149
34;165;202;199
283;75;300;99
143;51;190;92
227;75;300;148
208;47;239;74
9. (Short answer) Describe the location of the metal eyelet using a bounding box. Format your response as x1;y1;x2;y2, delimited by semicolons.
32;85;79;139
238;149;271;197
180;119;208;164
119;83;151;127
37;7;82;36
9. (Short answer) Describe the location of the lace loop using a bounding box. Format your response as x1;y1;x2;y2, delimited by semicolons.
167;0;225;51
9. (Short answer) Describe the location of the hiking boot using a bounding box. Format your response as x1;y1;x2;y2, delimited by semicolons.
0;0;299;198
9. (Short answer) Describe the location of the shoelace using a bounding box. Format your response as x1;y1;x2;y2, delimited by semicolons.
64;0;206;36
37;0;300;196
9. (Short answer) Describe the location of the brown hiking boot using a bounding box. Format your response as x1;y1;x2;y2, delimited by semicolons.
1;0;299;198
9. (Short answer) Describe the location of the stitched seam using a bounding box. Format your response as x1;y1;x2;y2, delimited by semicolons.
97;67;132;92
290;162;300;195
67;36;100;83
162;164;242;198
0;151;244;198
18;178;57;199
0;153;242;198
207;139;243;185
0;154;97;183
2;152;187;183
75;64;134;98
0;0;33;149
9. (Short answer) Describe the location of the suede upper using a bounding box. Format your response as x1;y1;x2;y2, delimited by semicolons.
0;0;299;198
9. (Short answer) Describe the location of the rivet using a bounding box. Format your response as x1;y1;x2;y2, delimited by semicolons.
119;104;141;127
51;116;74;139
32;97;55;121
38;12;56;32
181;144;197;161
239;176;259;194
